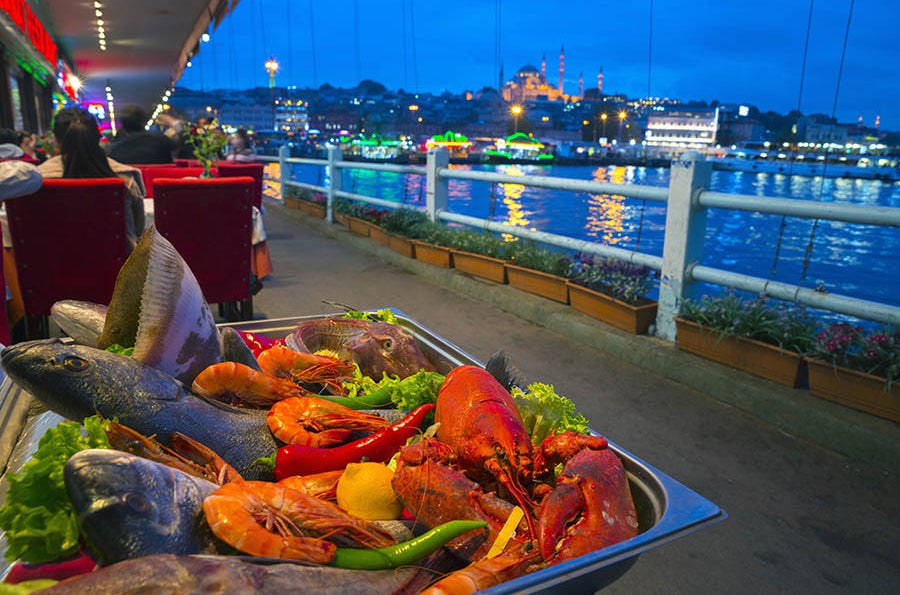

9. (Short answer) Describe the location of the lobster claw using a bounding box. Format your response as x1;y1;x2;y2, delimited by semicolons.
537;448;639;565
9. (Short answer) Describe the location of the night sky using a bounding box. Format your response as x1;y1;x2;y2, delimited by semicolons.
178;0;900;130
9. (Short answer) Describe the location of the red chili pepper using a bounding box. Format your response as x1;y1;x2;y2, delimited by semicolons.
274;403;435;479
4;549;97;584
238;330;284;358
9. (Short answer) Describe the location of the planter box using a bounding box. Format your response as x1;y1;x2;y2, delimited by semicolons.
506;265;569;304
347;217;371;237
387;234;415;258
368;224;391;246
410;240;453;268
333;212;350;227
806;358;899;422
674;318;806;387
451;250;508;284
569;283;658;335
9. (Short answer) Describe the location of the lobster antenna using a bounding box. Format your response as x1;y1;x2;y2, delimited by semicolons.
321;300;357;312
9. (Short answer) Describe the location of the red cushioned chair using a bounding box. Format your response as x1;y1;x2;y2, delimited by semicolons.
216;162;264;210
132;165;205;198
6;178;129;339
152;177;255;321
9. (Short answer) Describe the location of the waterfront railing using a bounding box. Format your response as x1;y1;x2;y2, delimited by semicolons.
261;147;900;340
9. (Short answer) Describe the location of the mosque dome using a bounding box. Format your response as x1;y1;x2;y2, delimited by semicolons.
515;65;541;78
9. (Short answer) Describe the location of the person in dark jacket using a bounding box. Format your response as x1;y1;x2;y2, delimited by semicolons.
109;105;177;164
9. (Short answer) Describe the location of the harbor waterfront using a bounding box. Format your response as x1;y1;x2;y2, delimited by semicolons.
289;162;900;313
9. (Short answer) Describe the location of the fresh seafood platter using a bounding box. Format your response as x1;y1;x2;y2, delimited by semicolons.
0;228;724;594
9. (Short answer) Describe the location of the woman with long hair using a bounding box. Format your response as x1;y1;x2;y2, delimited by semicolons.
38;107;146;249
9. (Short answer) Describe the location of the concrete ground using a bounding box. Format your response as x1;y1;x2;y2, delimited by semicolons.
249;202;899;595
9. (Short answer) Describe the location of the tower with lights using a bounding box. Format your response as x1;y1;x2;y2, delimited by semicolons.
558;45;565;94
265;55;280;89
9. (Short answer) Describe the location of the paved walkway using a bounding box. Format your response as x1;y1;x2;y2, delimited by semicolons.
251;202;899;594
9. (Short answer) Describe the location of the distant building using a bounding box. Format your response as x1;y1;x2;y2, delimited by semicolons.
797;118;849;144
644;107;719;155
502;46;588;103
274;97;309;135
217;104;275;131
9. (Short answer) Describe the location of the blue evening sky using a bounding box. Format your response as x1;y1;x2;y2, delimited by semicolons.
178;0;900;129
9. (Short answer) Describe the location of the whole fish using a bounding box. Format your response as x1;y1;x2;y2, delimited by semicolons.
97;226;223;386
64;449;220;564
49;300;108;346
285;317;435;379
0;339;277;479
39;553;438;594
50;300;260;370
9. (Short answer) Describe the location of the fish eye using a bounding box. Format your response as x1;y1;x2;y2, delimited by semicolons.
125;493;150;512
382;339;393;351
61;356;90;372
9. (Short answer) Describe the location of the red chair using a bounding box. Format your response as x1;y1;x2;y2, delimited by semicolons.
152;177;255;321
216;162;264;210
132;165;205;198
175;159;197;167
5;178;129;339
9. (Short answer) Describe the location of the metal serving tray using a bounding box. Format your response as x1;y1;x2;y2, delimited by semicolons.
0;310;725;592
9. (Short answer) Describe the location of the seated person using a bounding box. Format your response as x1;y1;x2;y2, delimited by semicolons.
110;105;177;164
0;128;39;164
225;128;257;162
38;107;146;250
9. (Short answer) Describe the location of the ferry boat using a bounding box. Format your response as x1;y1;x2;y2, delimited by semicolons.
709;146;900;181
482;132;554;163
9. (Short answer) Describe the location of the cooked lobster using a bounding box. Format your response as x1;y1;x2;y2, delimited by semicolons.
392;365;639;592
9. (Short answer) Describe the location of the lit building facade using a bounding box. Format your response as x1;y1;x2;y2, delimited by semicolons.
274;97;309;135
502;47;580;103
644;107;719;154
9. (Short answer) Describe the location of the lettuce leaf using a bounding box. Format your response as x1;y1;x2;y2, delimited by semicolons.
0;416;112;564
511;382;590;445
342;309;400;325
342;367;444;415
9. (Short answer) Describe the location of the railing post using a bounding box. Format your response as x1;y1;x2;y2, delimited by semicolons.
656;152;712;342
277;145;290;204
425;148;449;222
326;145;343;224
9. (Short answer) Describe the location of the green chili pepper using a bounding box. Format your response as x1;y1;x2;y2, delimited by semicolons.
329;520;487;570
315;386;394;410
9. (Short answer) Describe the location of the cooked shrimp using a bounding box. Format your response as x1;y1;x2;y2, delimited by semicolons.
257;345;355;395
266;396;390;446
191;362;309;407
202;480;396;562
278;470;343;501
420;548;543;594
104;422;242;484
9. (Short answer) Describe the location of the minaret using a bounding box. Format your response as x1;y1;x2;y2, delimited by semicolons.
597;65;604;96
578;72;583;98
541;54;547;80
499;62;504;92
558;44;565;95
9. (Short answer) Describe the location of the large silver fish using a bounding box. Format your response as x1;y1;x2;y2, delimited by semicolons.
49;300;108;347
51;299;261;370
96;226;223;386
65;449;219;564
0;339;277;479
38;553;438;594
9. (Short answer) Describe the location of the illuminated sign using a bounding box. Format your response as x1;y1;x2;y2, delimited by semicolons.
1;0;58;65
87;103;107;121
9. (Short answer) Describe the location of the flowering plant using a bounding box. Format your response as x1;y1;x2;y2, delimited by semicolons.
186;119;228;176
810;322;899;388
567;252;656;305
679;289;818;353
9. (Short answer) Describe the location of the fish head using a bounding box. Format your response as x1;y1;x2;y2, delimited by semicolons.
65;449;218;564
0;339;175;422
344;321;436;379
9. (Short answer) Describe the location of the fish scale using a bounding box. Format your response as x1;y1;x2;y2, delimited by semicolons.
0;339;278;480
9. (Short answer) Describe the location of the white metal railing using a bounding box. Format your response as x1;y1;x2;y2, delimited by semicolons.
274;146;900;340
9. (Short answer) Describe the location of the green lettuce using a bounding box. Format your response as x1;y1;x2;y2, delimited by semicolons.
342;367;444;412
511;382;590;445
104;343;134;357
342;308;400;325
0;416;112;564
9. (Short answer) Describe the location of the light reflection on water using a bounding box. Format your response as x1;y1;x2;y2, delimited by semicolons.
290;163;900;308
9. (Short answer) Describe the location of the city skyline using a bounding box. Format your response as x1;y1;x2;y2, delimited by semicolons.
178;0;900;129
